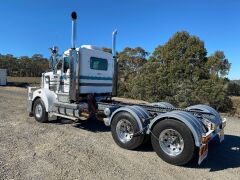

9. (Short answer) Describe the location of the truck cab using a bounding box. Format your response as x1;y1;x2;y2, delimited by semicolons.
31;44;115;124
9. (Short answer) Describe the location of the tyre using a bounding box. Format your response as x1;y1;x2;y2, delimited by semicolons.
33;98;48;123
151;119;196;165
111;112;145;150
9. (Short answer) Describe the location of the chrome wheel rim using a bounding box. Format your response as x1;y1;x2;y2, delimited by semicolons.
159;129;184;156
35;104;43;118
116;119;134;143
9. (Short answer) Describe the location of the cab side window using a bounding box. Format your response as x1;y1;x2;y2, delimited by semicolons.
90;57;108;71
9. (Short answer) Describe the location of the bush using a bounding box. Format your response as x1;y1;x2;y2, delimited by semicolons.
194;79;232;112
227;82;240;96
119;32;233;112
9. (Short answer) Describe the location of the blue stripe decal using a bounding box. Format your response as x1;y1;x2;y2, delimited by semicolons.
60;75;113;80
80;75;112;80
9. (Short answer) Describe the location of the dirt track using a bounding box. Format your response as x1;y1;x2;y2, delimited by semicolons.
0;86;240;180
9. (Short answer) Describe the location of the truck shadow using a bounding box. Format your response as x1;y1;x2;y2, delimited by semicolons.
49;118;110;133
127;134;240;171
7;82;30;88
185;134;240;171
49;118;240;171
73;119;110;133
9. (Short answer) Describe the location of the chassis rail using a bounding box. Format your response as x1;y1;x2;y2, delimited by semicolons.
97;102;213;116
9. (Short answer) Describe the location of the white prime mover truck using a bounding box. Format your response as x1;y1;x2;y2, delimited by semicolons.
27;12;226;165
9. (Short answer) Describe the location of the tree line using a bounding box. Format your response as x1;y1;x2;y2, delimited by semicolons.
0;54;49;77
1;31;239;111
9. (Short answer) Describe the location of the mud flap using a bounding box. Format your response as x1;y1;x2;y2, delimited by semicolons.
198;131;212;165
218;118;226;143
198;143;208;164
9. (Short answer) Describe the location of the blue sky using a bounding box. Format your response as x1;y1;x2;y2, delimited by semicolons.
0;0;239;79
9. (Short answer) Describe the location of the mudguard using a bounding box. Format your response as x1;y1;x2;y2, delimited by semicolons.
32;88;57;112
108;105;150;131
147;110;207;147
186;104;222;126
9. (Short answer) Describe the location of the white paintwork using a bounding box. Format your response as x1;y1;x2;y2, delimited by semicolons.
79;47;113;94
42;71;60;90
81;45;103;51
0;69;7;86
62;46;114;94
31;88;57;112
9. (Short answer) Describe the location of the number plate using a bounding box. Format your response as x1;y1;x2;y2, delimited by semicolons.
218;129;224;142
198;144;208;164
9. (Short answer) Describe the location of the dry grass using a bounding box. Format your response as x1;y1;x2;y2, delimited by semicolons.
230;96;240;117
113;97;148;104
7;76;41;87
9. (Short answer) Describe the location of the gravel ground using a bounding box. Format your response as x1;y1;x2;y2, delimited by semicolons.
0;86;240;180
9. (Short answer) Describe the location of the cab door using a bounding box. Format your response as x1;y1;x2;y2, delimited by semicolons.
60;56;70;93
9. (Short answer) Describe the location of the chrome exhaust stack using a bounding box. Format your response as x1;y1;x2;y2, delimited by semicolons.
69;12;78;102
112;30;117;57
112;30;118;97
